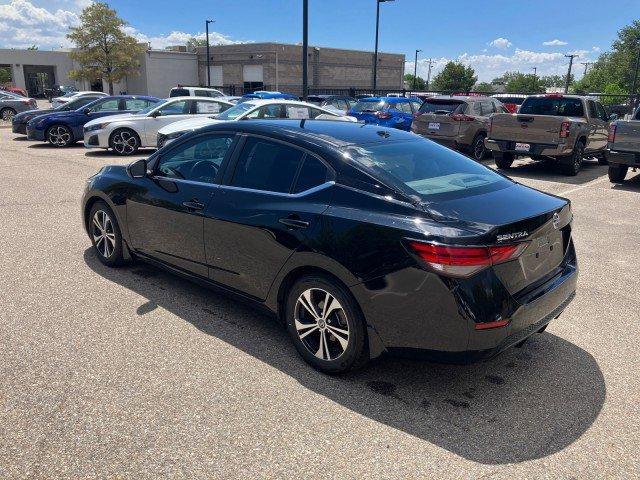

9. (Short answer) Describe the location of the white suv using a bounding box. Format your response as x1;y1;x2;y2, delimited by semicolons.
169;86;224;98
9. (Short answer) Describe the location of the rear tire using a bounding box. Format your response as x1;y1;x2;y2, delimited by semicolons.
470;133;487;161
110;128;140;156
608;164;628;183
46;124;74;147
88;201;125;267
285;275;368;374
494;152;514;169
0;107;17;122
560;141;584;176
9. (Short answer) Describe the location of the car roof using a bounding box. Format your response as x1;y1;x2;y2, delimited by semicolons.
199;119;416;149
165;96;233;103
237;99;324;107
358;96;419;102
427;95;490;102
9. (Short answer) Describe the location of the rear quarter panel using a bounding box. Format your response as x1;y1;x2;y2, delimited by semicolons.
610;120;640;152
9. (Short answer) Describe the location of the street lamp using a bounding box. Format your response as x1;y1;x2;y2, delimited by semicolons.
205;19;215;87
373;0;394;91
413;49;422;90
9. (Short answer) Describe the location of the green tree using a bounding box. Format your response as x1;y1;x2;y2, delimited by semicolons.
186;37;207;52
431;62;477;92
27;45;38;51
503;72;544;93
574;19;640;93
67;2;145;94
404;73;426;90
474;82;495;93
0;66;11;84
539;75;567;88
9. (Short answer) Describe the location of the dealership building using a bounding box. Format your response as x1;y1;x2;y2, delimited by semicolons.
1;42;405;98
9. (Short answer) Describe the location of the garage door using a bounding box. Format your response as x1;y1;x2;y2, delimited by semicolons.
243;65;264;82
209;66;223;86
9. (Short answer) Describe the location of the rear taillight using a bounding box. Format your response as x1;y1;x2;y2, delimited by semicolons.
406;240;528;278
375;111;392;119
559;121;571;138
608;124;617;143
450;113;475;122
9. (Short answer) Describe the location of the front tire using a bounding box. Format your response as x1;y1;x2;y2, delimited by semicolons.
470;133;487;161
608;164;628;183
560;141;585;176
88;201;125;267
46;124;74;147
494;152;514;169
110;128;140;156
1;107;17;122
285;275;368;374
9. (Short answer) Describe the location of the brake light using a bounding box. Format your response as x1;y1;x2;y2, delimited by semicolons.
375;111;392;119
545;93;563;98
450;113;475;122
559;121;571;138
406;241;528;278
608;124;617;143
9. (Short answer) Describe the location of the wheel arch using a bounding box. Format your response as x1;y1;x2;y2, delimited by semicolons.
82;192;125;239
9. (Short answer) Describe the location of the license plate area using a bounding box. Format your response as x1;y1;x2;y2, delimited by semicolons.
428;122;440;130
515;142;530;152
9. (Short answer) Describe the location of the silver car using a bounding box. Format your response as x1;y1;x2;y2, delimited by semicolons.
0;92;38;121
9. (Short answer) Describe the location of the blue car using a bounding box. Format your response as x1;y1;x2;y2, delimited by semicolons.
26;95;160;147
348;96;423;131
237;91;299;103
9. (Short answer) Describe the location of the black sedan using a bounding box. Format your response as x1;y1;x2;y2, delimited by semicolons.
82;120;577;373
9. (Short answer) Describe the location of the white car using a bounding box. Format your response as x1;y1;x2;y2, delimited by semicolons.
83;96;234;155
169;86;224;98
51;91;108;108
156;99;356;148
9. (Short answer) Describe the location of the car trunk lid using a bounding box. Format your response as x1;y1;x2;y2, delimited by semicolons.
490;113;566;144
414;99;466;138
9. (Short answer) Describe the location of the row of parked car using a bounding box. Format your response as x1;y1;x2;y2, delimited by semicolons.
6;85;638;181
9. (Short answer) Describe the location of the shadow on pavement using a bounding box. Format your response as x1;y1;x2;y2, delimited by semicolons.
488;157;607;185
27;142;85;149
84;248;606;465
611;171;640;192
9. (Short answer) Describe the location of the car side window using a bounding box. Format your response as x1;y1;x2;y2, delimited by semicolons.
158;100;189;116
124;99;149;110
480;102;495;116
195;90;211;97
596;102;608;121
292;156;329;193
196;100;222;114
310;107;333;119
231;137;304;193
261;104;285;119
90;99;119;112
472;102;483;115
156;134;235;184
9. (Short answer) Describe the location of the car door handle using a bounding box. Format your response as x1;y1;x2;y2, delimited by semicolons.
279;216;310;229
182;200;205;211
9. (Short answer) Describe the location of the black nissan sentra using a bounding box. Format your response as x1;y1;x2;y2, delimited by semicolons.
82;120;577;373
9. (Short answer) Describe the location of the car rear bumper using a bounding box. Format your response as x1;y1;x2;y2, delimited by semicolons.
351;240;578;362
605;149;640;166
485;138;572;157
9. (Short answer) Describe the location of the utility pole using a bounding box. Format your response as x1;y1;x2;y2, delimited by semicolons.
630;42;640;115
302;0;308;100
532;66;537;76
373;0;394;91
580;62;593;75
564;54;578;93
425;58;434;90
205;19;215;87
413;49;422;90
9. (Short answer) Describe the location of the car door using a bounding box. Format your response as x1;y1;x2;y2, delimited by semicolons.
203;135;334;299
126;133;238;277
397;101;415;130
586;100;605;152
143;99;194;145
594;102;610;150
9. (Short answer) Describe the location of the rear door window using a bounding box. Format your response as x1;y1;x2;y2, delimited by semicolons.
292;156;329;193
90;99;119;112
519;97;585;116
588;100;598;118
124;99;150;111
196;100;223;114
352;100;387;113
231;137;305;193
596;102;608;121
195;89;212;97
480;101;495;116
158;100;189;115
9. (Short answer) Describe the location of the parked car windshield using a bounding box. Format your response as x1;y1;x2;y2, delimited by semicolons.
344;139;511;201
215;102;256;120
418;100;465;114
352;100;387;112
170;88;190;97
518;97;585;116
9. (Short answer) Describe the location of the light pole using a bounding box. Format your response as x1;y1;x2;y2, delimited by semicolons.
564;54;578;93
532;66;537;76
413;49;422;90
302;0;308;100
373;0;394;91
205;19;215;87
630;42;640;115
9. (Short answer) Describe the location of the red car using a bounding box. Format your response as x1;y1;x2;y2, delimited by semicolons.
1;85;27;97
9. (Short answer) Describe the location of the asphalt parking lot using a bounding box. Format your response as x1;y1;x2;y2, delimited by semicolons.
1;125;639;479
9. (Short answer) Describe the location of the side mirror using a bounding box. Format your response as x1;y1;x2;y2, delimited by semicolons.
127;159;147;178
150;110;161;118
609;113;618;121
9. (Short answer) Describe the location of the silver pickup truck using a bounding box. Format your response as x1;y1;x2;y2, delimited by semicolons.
605;107;640;183
485;94;610;176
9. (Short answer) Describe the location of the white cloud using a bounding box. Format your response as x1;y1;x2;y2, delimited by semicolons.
489;37;512;49
543;39;568;46
0;0;246;50
592;46;601;52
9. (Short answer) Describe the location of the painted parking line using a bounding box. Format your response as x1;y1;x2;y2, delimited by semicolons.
558;176;610;196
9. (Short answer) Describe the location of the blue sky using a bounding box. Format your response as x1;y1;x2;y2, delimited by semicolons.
2;0;639;81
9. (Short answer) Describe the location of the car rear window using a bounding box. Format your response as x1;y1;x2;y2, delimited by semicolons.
497;97;526;105
344;139;510;201
352;100;387;112
306;96;325;106
170;88;190;97
518;97;584;116
418;100;465;115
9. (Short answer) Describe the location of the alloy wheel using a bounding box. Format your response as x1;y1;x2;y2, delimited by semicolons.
112;130;139;155
1;108;16;122
294;288;350;361
473;136;486;160
48;125;71;146
91;210;116;259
